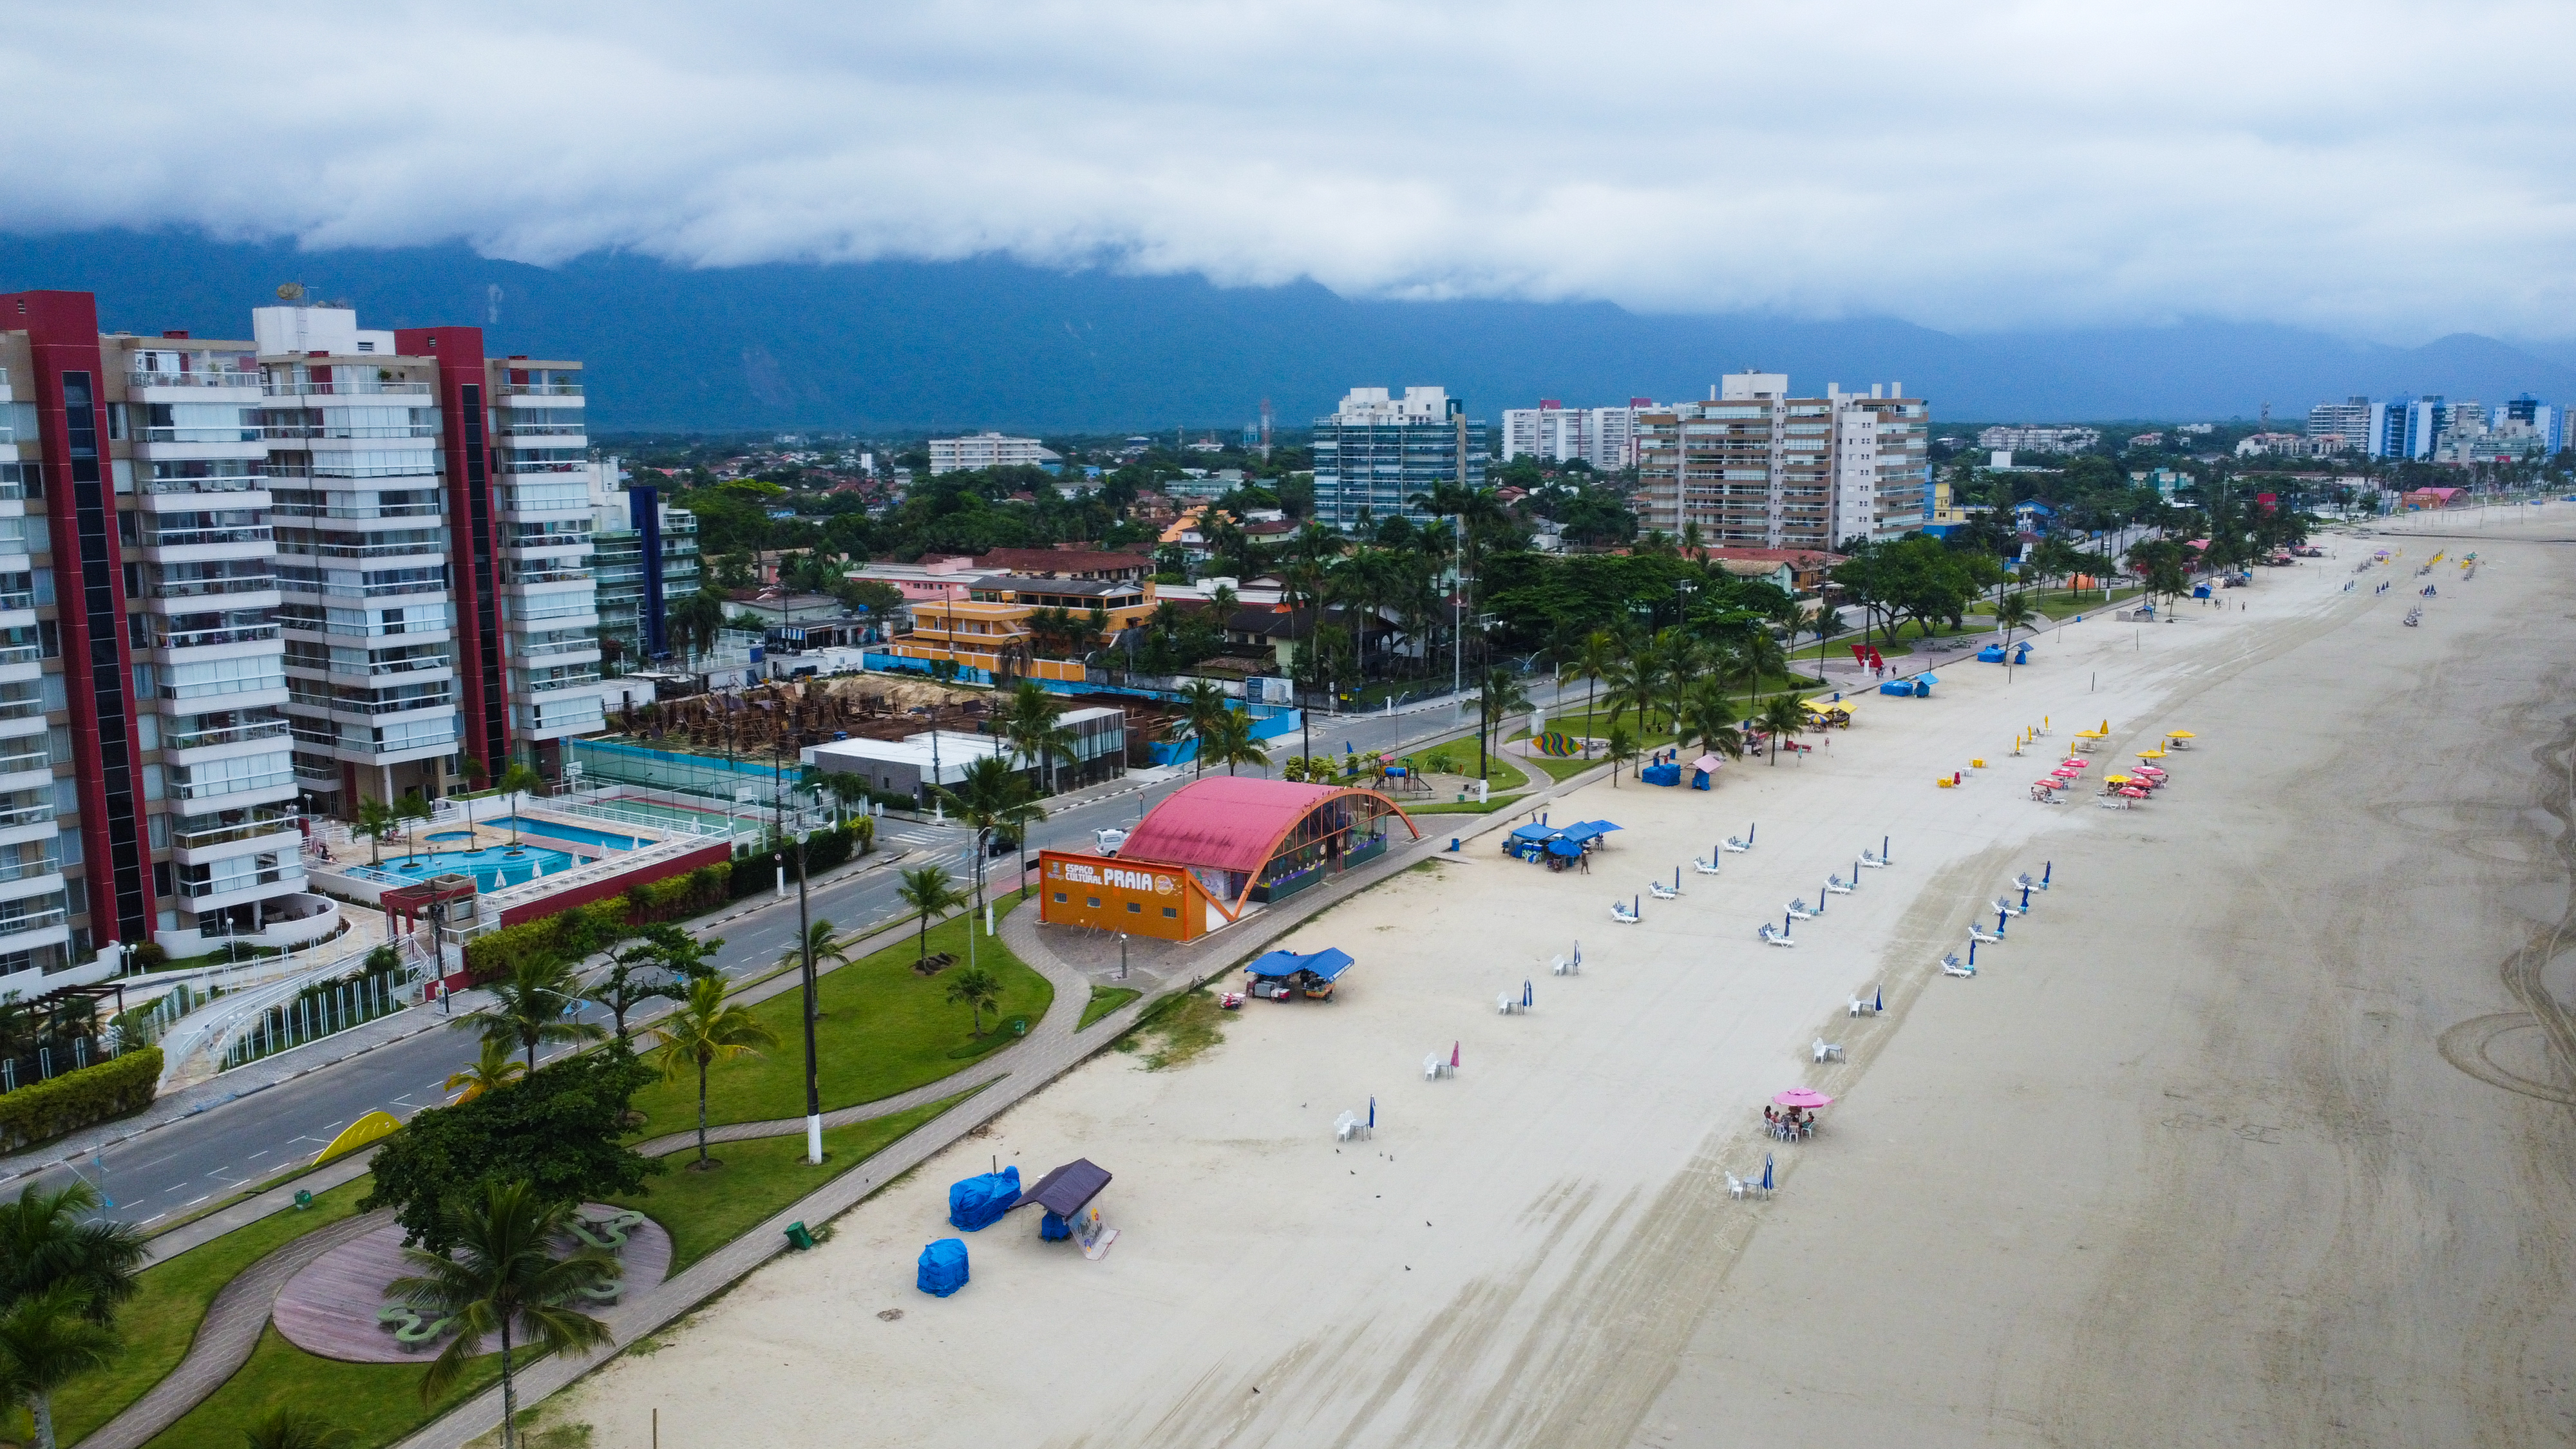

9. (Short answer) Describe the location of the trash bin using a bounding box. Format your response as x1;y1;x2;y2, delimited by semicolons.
784;1221;817;1251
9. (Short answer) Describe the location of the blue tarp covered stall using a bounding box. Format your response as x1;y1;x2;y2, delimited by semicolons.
1558;821;1620;845
1640;762;1681;786
1506;822;1556;843
1878;679;1914;696
947;1165;1021;1231
1026;1157;1113;1242
917;1238;970;1296
1244;947;1356;982
1977;643;2006;663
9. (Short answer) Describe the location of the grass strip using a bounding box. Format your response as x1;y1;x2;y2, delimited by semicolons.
56;1179;372;1445
622;892;1049;1133
138;1325;500;1449
613;1089;980;1271
1077;987;1141;1031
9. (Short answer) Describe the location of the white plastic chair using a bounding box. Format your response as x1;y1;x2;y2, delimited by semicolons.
1333;1112;1358;1141
1726;1173;1748;1200
1497;992;1515;1015
1424;1054;1441;1081
1812;1038;1844;1063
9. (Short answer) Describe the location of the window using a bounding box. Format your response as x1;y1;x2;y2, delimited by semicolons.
1126;901;1141;913
1085;896;1100;908
1052;891;1066;904
1162;906;1178;918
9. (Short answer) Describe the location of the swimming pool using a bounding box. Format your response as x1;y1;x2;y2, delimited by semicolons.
380;843;576;890
424;830;476;843
489;816;649;851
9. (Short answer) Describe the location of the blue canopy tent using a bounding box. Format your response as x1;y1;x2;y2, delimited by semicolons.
947;1164;1021;1231
1244;947;1354;981
1544;837;1584;858
917;1238;970;1296
1558;821;1620;846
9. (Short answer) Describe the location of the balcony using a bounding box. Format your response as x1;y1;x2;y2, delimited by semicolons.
162;674;288;704
0;643;41;668
497;421;588;437
279;538;451;562
157;622;282;650
137;526;273;549
0;851;59;888
0;589;32;614
498;381;583;396
291;687;453;717
171;766;296;803
0;898;70;939
144;428;261;444
505;565;592;587
154;574;277;600
0;801;51;831
263;380;431;397
0;744;48;777
167;715;293;750
269;497;444;520
260;424;442;440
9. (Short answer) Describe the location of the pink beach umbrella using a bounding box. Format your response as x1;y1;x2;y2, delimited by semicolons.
1772;1088;1835;1109
2120;786;2148;798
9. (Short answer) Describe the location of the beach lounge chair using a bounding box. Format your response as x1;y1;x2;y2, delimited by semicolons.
1824;873;1854;895
1859;849;1887;868
1610;900;1641;924
1785;897;1816;920
1812;1038;1844;1063
1757;922;1795;948
1940;952;1975;978
1694;856;1723;875
1993;896;2024;918
1723;835;1754;853
1649;880;1679;900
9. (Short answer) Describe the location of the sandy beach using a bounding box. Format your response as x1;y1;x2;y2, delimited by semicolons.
554;507;2576;1448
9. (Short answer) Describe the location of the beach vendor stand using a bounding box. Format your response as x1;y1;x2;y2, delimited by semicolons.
1244;946;1356;1001
1026;1157;1116;1256
1689;753;1723;790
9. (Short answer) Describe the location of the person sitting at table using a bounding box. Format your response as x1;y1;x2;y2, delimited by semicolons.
1763;1106;1779;1135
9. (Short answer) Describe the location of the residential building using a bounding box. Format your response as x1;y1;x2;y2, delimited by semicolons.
893;574;1159;684
589;462;701;668
2307;397;2371;448
1634;375;1929;549
1500;399;1649;471
2124;431;2166;450
927;433;1059;474
1975;425;2101;453
2501;395;2562;452
253;308;610;811
1311;387;1487;531
0;291;355;974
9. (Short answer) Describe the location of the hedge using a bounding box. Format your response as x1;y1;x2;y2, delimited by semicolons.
0;1047;162;1153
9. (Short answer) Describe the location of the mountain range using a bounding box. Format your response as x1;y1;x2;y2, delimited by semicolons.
5;229;2573;435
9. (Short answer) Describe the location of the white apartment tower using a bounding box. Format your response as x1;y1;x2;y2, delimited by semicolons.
1635;374;1929;549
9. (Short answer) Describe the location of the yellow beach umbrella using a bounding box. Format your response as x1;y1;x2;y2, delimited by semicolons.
2166;730;2195;739
2104;773;2131;785
2136;748;2167;759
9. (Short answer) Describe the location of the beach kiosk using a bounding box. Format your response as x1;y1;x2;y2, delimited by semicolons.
1244;946;1355;1001
1027;1157;1115;1252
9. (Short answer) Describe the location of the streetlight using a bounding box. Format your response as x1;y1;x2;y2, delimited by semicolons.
775;840;822;1166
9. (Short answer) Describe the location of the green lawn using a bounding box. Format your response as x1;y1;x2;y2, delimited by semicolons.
1520;753;1604;783
612;1090;979;1271
623;892;1050;1133
54;1180;374;1445
1407;794;1530;816
141;1325;499;1449
1078;986;1141;1031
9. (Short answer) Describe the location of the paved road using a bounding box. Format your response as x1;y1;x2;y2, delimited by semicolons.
24;686;1560;1229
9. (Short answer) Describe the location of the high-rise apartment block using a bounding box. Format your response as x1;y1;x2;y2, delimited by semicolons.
1635;375;1929;549
0;289;618;979
2306;397;2372;450
928;433;1059;474
1500;400;1649;472
589;469;701;668
1311;387;1487;532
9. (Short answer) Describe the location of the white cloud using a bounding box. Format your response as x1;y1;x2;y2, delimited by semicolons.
3;0;2572;340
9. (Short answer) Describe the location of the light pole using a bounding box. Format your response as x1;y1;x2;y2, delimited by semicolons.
777;841;822;1165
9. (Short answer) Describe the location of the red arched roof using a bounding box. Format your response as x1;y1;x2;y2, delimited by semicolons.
1120;777;1412;875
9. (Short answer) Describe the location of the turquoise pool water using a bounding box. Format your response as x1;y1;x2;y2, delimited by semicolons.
489;815;649;851
424;830;475;843
381;843;575;889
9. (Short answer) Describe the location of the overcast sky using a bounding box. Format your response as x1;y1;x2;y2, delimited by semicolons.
4;1;2568;342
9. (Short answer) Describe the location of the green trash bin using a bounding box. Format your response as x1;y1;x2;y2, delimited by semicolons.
784;1221;816;1251
292;1190;312;1211
1010;1018;1029;1037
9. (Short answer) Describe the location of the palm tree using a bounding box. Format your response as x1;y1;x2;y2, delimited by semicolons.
998;681;1075;795
441;1037;526;1103
353;799;399;867
645;977;779;1170
934;757;1046;911
1655;627;1702;735
452;956;606;1073
1475;666;1530;780
1680;682;1747;766
1734;627;1788;716
943;965;1003;1037
0;1180;145;1320
1600;650;1660;743
1757;694;1808;765
1993;591;2037;649
389;1180;616;1449
1175;680;1232;778
1557;629;1616;756
777;918;855;996
493;762;545;848
0;1283;118;1449
897;866;970;971
242;1406;357;1449
1602;724;1638;787
393;791;436;862
669;588;728;661
1200;706;1271;777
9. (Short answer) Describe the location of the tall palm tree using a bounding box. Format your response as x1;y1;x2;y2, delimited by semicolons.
390;1180;616;1449
1734;627;1787;716
1757;694;1808;765
352;799;399;867
1557;630;1616;757
942;965;1003;1037
1993;591;2037;649
777;918;854;1026
451;955;607;1072
493;762;545;847
1475;667;1531;779
441;1037;525;1104
1654;627;1701;736
1602;724;1638;787
998;681;1075;795
0;1180;145;1320
897;866;970;971
393;791;436;862
932;756;1046;916
1681;681;1747;766
669;588;727;661
242;1407;357;1449
1200;706;1271;777
0;1283;118;1449
646;977;779;1170
1174;680;1232;778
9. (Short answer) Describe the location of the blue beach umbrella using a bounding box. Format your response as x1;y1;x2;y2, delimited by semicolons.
1761;1153;1775;1191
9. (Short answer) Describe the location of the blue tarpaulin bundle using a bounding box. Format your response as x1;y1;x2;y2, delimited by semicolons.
1039;1211;1071;1240
947;1165;1021;1231
916;1238;969;1296
1640;762;1681;786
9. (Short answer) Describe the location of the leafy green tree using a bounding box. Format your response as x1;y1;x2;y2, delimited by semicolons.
352;799;399;867
0;1283;118;1449
389;1180;616;1449
363;1048;663;1253
646;976;779;1170
442;1037;526;1104
0;1181;145;1320
450;954;607;1074
898;866;971;971
591;925;722;1042
943;965;1004;1037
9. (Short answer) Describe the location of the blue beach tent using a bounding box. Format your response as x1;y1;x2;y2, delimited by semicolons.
917;1238;970;1296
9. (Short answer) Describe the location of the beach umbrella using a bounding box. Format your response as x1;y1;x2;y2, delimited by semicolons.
2121;786;2147;798
1451;1041;1460;1069
2104;773;2130;785
1368;1095;1376;1129
1522;980;1534;1009
1761;1153;1775;1191
2032;779;2058;790
2168;730;2195;741
1873;986;1884;1012
1773;1088;1834;1108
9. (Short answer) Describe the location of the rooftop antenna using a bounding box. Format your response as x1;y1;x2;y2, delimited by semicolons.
275;282;306;306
